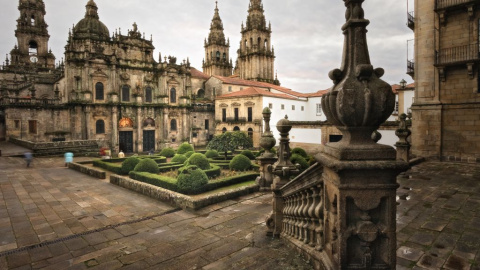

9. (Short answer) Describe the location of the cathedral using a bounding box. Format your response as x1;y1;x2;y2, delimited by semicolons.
0;0;291;154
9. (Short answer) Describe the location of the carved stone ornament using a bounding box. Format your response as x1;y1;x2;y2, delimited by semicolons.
232;102;241;107
91;68;107;78
245;101;255;106
120;72;130;81
219;103;228;108
144;73;154;82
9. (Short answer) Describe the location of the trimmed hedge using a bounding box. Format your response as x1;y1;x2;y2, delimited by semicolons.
229;154;252;171
205;150;219;159
158;163;184;172
185;153;210;170
93;160;124;175
159;148;176;158
240;150;256;160
177;166;209;194
134;159;160;174
205;172;259;191
204;164;221;178
184;151;195;158
177;143;194;154
171;154;187;164
291;147;308;158
290;154;309;172
149;156;167;164
129;171;178;191
121;157;141;174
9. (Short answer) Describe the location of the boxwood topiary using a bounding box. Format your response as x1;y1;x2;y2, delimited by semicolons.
205;149;219;159
240;150;256;160
290;154;309;172
184;151;195;158
291;147;308;158
177;165;209;194
121;157;141;174
177;142;194;154
171;154;187;164
134;158;160;174
185;153;210;170
229;154;252;171
159;147;176;158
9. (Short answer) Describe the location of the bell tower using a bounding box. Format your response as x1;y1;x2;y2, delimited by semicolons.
235;0;276;84
10;0;55;69
203;1;233;77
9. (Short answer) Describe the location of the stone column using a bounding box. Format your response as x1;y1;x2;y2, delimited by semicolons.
267;116;300;237
256;107;277;191
84;106;91;140
112;106;118;154
317;0;409;268
136;107;142;153
395;113;411;162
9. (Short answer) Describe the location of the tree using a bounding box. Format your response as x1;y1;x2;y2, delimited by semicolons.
207;131;253;160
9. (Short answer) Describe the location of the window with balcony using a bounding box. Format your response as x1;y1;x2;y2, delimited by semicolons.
234;108;239;121
96;120;105;134
145;87;152;103
122;85;130;102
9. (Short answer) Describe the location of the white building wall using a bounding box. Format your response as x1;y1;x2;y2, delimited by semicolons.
403;90;415;113
290;128;322;144
378;130;397;149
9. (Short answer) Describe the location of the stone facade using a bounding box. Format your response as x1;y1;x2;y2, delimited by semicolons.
412;0;480;162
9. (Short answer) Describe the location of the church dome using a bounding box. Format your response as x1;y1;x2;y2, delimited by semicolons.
73;0;110;41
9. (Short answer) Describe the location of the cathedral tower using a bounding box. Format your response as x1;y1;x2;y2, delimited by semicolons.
203;1;233;77
235;0;276;84
10;0;55;68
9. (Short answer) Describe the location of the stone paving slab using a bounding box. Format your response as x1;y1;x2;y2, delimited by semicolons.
396;161;480;270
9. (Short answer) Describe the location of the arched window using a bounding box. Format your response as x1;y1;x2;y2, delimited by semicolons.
258;37;261;47
170;87;176;103
222;127;227;133
264;39;268;48
31;15;35;26
244;40;247;48
145;87;152;103
216;51;220;61
170;119;177;131
143;118;155;127
28;41;38;56
197;89;205;98
122;85;130;102
222;53;226;62
95;82;104;100
248;128;253;139
96;120;105;134
233;126;240;131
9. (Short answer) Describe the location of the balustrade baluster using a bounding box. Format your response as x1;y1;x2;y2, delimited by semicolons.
283;195;292;235
302;189;313;244
292;193;301;238
314;184;324;251
297;191;306;241
308;186;318;247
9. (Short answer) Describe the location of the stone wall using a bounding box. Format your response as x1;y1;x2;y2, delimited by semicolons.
9;137;100;156
68;162;106;179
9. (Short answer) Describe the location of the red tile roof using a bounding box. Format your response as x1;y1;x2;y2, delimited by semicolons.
190;67;211;80
305;89;329;98
391;82;415;94
216;87;299;100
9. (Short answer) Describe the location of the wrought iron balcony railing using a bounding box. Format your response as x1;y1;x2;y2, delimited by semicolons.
407;60;415;77
436;43;480;65
436;0;475;10
407;11;414;30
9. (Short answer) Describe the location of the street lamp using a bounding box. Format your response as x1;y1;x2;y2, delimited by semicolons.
400;79;407;89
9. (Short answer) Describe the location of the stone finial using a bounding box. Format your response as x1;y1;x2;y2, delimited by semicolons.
321;0;396;160
395;113;411;162
259;107;276;157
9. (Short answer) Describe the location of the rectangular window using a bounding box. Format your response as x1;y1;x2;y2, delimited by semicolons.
205;119;209;130
292;105;295;110
301;106;304;111
281;104;285;110
228;86;232;92
234;108;239;121
316;103;322;115
222;108;226;122
28;120;37;134
248;107;252;122
268;103;272;109
394;101;399;114
14;120;20;129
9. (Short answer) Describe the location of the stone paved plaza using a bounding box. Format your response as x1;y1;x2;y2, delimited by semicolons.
0;154;479;269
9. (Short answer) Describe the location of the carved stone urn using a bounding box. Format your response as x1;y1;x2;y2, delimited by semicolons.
321;0;396;160
259;107;276;158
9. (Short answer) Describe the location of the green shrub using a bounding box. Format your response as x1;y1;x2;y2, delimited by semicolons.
291;147;308;158
150;156;167;164
158;164;184;172
121;157;141;174
93;160;123;174
240;150;256;160
159;147;176;158
204;164;221;178
307;155;317;166
177;166;209;194
129;171;178;191
229;154;252;171
134;159;160;174
177;142;194;154
290;154;309;172
256;147;277;157
171;154;187;164
184;151;195;158
205;149;219;159
185;153;210;170
206;172;259;191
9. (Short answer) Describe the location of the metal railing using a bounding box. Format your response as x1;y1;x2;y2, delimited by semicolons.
407;60;415;76
436;0;475;9
436;43;480;65
407;11;414;30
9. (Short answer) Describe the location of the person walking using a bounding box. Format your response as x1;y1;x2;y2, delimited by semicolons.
24;152;33;168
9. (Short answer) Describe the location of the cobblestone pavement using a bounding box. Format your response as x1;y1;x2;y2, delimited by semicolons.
0;157;312;269
396;161;480;270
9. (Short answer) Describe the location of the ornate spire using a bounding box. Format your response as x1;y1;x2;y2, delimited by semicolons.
245;0;267;31
207;1;226;45
85;0;99;19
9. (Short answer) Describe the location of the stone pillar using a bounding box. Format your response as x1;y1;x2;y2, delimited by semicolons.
267;116;300;237
84;106;91;140
317;0;409;268
137;107;142;152
112;106;118;154
256;107;277;191
395;113;411;162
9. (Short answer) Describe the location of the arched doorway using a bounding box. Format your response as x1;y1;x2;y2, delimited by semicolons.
119;118;134;153
233;126;240;131
143;118;155;152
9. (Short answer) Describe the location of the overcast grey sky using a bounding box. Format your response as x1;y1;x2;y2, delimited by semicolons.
0;0;413;93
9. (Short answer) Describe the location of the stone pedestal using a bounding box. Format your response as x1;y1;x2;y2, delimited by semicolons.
255;156;277;191
317;150;408;269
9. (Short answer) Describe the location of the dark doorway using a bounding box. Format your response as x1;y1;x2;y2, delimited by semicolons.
0;112;5;141
329;135;343;143
143;130;155;152
119;131;133;153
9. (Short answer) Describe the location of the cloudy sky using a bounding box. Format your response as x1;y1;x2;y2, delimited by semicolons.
0;0;413;93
